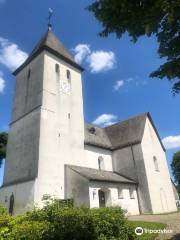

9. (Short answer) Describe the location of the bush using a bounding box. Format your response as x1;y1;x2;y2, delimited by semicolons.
0;204;7;215
8;221;52;240
0;200;137;240
90;207;136;240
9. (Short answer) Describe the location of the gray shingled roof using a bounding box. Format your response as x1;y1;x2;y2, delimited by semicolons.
67;165;136;184
29;30;75;62
85;123;113;149
85;112;165;151
13;30;83;75
105;113;147;149
85;113;147;150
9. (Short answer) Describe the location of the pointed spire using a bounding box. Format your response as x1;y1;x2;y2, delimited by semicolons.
13;29;84;75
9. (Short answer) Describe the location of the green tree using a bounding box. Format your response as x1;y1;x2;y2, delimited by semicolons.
0;132;8;167
171;151;180;194
87;0;180;94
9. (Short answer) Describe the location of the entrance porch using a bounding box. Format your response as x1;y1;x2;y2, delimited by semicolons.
66;164;140;215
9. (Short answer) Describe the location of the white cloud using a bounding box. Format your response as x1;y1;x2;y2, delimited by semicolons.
0;71;5;93
73;44;91;64
162;135;180;150
0;37;28;71
87;51;115;73
113;76;147;92
93;114;117;127
113;80;124;91
73;43;115;73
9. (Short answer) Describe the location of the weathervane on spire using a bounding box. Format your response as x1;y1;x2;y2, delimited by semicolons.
48;8;53;30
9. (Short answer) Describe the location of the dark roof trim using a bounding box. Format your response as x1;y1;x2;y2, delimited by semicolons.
84;140;141;151
84;141;113;150
13;45;84;76
113;171;138;183
146;112;166;152
112;140;141;151
89;179;137;185
10;104;41;126
171;178;178;188
66;165;137;184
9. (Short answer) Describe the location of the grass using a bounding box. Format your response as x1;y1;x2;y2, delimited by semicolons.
129;221;167;240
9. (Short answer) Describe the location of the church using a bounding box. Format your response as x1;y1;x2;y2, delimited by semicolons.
0;28;177;215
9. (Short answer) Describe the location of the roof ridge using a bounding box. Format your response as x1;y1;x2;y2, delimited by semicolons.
104;112;148;129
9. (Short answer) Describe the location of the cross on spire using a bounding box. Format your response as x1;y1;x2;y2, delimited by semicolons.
48;8;53;30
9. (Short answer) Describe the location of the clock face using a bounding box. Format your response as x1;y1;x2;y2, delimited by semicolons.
59;81;70;94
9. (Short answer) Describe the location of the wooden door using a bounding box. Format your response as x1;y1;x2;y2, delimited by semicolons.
98;190;105;207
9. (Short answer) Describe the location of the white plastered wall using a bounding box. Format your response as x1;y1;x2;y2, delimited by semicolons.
34;51;85;206
83;145;113;171
89;181;139;215
0;180;35;215
141;118;177;213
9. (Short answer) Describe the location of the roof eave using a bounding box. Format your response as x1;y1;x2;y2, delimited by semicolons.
89;179;137;184
146;112;166;152
84;141;113;150
13;46;84;76
84;140;141;151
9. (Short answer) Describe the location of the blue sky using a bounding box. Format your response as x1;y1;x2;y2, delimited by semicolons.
0;0;180;185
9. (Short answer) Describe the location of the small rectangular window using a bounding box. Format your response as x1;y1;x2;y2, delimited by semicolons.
55;64;60;73
68;113;70;119
153;156;159;171
93;189;96;200
67;70;71;80
27;69;31;79
118;188;124;199
129;188;135;199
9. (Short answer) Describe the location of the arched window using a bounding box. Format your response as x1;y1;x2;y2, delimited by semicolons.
9;193;14;215
98;156;104;170
67;69;71;83
153;156;159;171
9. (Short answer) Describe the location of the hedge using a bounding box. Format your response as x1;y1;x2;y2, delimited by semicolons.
0;200;137;240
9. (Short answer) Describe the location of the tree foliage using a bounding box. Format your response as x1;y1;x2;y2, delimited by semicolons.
171;151;180;193
0;199;137;240
0;132;8;167
87;0;180;94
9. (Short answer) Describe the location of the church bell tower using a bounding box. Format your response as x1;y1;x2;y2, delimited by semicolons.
0;29;85;214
